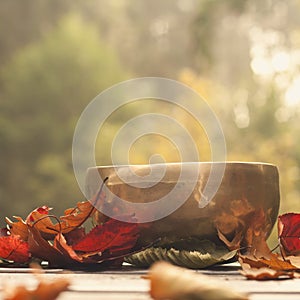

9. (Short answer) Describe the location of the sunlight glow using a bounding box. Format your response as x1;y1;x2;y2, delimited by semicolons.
285;76;300;106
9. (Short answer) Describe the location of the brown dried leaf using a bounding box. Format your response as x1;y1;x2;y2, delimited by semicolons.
238;252;299;280
5;216;28;241
27;226;72;267
148;261;248;300
240;265;295;280
238;253;297;271
4;278;70;300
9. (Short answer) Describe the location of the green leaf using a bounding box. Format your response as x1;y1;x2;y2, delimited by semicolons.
125;240;236;269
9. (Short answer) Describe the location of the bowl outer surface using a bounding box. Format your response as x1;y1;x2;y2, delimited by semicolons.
86;162;280;246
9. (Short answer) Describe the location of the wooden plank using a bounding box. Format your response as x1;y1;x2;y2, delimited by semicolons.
0;265;300;300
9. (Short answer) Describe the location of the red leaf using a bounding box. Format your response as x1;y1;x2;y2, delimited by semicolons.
0;235;30;263
72;219;139;255
26;206;51;223
278;213;300;256
64;227;86;246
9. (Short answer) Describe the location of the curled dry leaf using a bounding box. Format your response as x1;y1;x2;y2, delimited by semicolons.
5;216;28;241
240;265;295;280
7;201;94;240
5;188;106;240
238;254;299;280
148;261;248;300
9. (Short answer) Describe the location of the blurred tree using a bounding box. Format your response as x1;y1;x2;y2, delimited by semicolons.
0;0;74;67
0;13;127;222
75;0;199;77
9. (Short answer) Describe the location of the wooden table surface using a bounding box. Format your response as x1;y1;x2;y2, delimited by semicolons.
0;263;299;300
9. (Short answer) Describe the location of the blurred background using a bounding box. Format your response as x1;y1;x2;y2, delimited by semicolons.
0;0;300;244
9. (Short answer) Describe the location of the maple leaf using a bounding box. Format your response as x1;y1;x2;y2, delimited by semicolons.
6;201;95;240
5;216;28;241
6;184;106;240
0;235;30;263
72;218;139;255
26;216;141;267
64;227;86;246
278;213;300;256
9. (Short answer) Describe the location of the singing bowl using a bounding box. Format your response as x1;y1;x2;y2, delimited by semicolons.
85;162;280;248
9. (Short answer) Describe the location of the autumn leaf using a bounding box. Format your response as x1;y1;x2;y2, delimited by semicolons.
53;233;82;263
72;218;139;254
148;261;248;300
5;216;28;241
25;216;141;267
6;185;106;240
28;226;72;267
238;252;300;280
4;276;70;300
6;201;94;240
0;235;30;263
238;253;297;271
240;264;295;280
64;227;86;246
278;213;300;256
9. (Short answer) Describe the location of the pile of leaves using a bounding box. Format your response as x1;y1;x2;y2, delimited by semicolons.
1;186;300;281
217;208;300;280
0;187;144;268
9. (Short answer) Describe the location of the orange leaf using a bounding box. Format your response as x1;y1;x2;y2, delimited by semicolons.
239;253;297;271
4;278;70;300
240;265;295;280
7;200;95;239
5;216;28;241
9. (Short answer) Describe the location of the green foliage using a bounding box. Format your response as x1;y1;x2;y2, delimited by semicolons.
0;13;127;220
